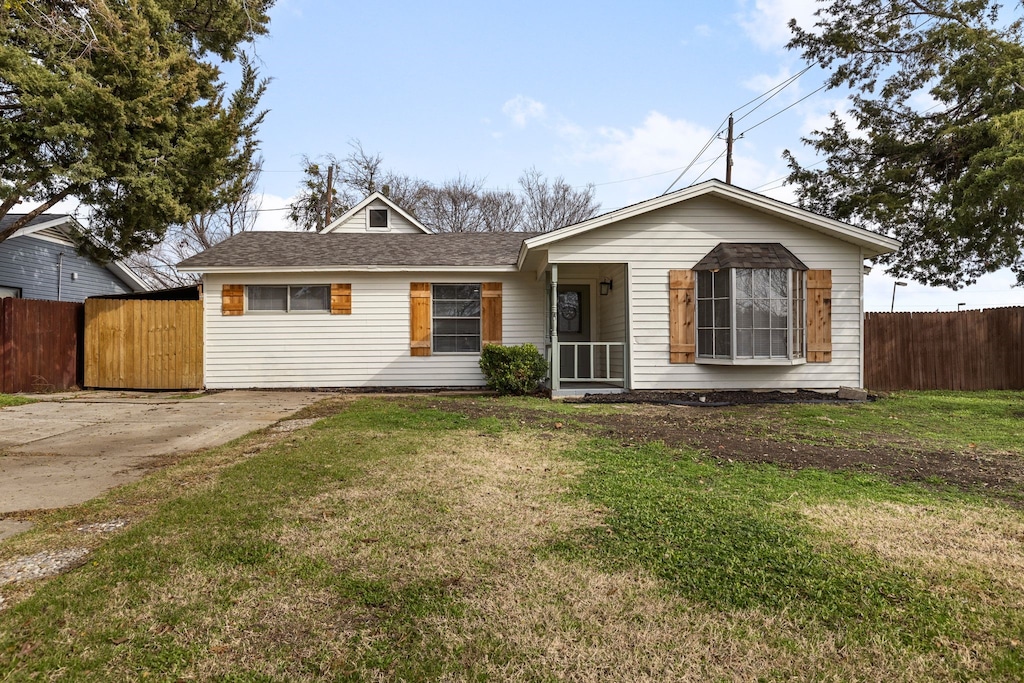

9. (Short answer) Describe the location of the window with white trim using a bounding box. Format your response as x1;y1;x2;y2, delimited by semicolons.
368;208;389;229
432;284;481;352
696;268;805;360
247;285;330;312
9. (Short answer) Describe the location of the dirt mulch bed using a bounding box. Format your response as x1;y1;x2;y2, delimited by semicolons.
567;389;864;406
592;406;1023;497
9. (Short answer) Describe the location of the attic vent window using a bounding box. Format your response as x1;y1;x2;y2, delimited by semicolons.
368;208;389;229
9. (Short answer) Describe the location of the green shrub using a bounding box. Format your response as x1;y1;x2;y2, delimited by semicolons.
479;343;548;395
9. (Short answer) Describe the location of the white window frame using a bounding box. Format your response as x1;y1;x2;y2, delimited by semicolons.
367;208;390;231
695;268;807;366
431;283;482;354
245;285;331;314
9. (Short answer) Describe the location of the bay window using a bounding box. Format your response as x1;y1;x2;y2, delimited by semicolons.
693;243;807;362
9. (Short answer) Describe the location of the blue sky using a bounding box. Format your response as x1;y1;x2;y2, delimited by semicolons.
242;0;1023;313
39;0;1024;311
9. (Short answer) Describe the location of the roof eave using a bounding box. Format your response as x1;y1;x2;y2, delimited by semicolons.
106;261;150;292
9;215;74;239
320;191;432;234
177;264;520;274
522;180;901;258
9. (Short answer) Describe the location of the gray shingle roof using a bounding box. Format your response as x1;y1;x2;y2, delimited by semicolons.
177;231;545;270
692;243;807;271
0;214;71;233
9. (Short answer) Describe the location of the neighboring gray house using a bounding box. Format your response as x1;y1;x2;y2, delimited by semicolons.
0;214;147;301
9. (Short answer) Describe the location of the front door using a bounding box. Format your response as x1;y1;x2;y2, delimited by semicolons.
557;284;591;379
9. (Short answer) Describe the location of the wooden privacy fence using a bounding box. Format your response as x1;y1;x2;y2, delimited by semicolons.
864;308;1024;391
85;299;203;390
0;298;83;393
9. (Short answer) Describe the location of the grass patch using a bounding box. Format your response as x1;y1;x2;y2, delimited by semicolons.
552;436;1024;678
768;391;1024;453
2;394;1022;681
0;393;34;408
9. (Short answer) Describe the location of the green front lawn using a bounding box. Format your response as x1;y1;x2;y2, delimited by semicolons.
1;393;1022;681
770;390;1024;452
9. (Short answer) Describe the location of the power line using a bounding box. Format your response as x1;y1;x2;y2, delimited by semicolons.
752;159;829;193
737;82;830;137
661;116;729;194
664;66;819;194
733;64;816;125
691;149;728;185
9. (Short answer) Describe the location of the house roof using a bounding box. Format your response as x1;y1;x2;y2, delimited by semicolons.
520;180;902;266
1;213;149;291
176;231;543;272
321;191;432;234
0;213;71;234
692;243;808;271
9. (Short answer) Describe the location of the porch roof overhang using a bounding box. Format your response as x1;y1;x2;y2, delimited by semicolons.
516;180;902;269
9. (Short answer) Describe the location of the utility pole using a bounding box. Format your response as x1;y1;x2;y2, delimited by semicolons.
725;113;734;185
324;164;334;227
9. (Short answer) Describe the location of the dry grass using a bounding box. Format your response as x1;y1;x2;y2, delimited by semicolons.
444;557;962;682
277;429;594;589
803;501;1024;604
4;396;1022;680
255;426;964;681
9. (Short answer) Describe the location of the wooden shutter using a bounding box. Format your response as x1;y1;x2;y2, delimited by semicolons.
807;269;832;363
331;283;352;314
481;282;502;347
410;282;431;356
668;270;696;363
222;284;244;316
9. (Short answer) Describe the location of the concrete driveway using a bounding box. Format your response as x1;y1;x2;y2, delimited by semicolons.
0;391;322;520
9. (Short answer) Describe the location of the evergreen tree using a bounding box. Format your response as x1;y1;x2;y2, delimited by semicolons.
785;0;1024;287
0;0;273;259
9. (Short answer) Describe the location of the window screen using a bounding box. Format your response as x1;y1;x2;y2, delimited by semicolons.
247;285;330;312
368;209;388;228
432;284;481;353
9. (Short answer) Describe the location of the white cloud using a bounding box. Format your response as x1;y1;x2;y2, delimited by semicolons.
576;112;713;176
252;193;299;232
502;95;546;128
742;67;802;100
736;0;819;51
568;111;791;205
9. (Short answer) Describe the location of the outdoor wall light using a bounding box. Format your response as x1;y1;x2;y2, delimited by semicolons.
600;279;613;296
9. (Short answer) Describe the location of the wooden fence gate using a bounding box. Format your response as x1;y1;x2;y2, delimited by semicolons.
0;298;84;393
864;308;1024;391
84;299;203;390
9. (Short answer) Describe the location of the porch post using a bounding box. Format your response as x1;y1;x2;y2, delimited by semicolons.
550;264;559;392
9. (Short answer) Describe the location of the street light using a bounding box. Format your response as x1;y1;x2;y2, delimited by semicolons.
891;281;908;312
958;302;967;312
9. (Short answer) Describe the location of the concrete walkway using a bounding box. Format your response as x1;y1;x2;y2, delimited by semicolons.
0;391;322;522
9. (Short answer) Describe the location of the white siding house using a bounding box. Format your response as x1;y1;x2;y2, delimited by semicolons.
178;182;899;394
201;270;545;389
321;192;431;235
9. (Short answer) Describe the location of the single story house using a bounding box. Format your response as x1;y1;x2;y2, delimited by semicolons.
0;214;148;301
177;180;900;395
